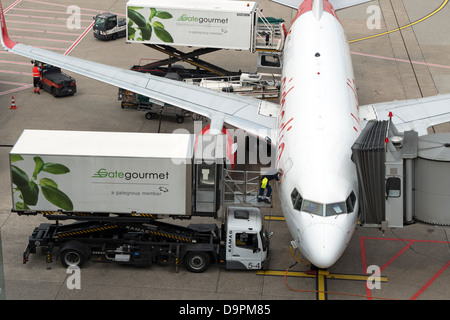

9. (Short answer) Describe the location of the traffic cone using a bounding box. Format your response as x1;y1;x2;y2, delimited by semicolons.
10;96;17;110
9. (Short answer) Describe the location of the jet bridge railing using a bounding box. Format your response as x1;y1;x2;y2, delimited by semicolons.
222;170;270;207
255;12;285;52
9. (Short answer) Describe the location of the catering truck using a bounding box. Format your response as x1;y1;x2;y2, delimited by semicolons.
10;130;270;272
126;0;258;51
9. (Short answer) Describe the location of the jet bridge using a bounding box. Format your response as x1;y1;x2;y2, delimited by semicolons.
352;117;450;228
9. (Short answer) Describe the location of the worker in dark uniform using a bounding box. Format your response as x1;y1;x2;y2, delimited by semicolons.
32;62;41;94
258;168;283;204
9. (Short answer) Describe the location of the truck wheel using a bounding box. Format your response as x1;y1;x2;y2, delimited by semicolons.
51;87;57;97
184;252;210;273
145;112;154;120
176;116;184;123
60;241;88;268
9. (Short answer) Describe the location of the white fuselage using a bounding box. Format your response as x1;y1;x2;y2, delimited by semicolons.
276;8;360;268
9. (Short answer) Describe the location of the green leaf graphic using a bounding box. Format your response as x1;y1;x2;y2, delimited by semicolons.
155;11;172;19
10;154;24;163
39;178;58;188
32;156;44;179
11;165;29;188
42;163;70;175
153;21;164;29
15;202;30;210
154;26;173;43
19;181;39;206
41;185;73;211
149;8;156;21
128;8;147;28
141;24;152;40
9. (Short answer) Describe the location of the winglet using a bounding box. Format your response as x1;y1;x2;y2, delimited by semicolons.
0;0;18;50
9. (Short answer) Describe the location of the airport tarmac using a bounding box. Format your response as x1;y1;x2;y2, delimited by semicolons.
0;0;449;304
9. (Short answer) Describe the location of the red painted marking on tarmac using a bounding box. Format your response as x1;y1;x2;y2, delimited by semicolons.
6;13;93;23
0;59;30;65
5;0;21;13
410;261;450;300
6;19;78;28
10;7;100;17
9;27;79;36
12;35;73;43
351;51;450;70
64;21;94;55
360;237;450;300
22;0;125;16
0;69;32;75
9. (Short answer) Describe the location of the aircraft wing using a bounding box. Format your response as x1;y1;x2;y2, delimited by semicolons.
0;4;277;141
360;94;450;136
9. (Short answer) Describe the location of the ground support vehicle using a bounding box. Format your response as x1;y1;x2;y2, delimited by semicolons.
22;207;270;273
119;89;191;123
93;13;126;40
34;61;76;97
11;131;271;272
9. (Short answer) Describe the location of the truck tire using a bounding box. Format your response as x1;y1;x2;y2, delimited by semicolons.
59;241;88;268
184;251;210;273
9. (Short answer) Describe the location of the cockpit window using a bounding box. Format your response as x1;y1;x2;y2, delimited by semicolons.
290;188;303;211
346;191;357;212
291;190;357;217
326;202;347;216
301;200;323;216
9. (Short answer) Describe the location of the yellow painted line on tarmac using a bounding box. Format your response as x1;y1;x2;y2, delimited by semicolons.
258;269;388;300
317;271;327;300
257;269;316;278
264;216;285;221
349;0;448;43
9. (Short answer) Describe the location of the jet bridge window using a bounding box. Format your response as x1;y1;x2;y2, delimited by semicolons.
291;188;303;211
386;177;401;197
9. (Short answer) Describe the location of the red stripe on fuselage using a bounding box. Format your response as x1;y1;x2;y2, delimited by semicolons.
291;0;338;26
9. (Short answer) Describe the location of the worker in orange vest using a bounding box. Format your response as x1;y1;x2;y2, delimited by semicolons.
32;62;41;94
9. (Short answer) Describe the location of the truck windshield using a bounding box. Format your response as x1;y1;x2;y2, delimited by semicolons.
94;17;106;29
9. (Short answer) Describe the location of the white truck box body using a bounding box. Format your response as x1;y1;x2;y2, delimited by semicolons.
10;130;193;215
126;0;258;51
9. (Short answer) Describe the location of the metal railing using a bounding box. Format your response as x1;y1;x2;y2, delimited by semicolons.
222;170;270;207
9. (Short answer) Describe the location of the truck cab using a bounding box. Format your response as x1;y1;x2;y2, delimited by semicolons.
225;207;270;270
93;13;126;40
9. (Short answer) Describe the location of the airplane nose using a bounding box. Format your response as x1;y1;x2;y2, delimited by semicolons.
302;223;346;269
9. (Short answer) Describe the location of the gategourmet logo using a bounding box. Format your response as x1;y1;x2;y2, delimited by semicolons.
177;14;228;24
92;168;169;180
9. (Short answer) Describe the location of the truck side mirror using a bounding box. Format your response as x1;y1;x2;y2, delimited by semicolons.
252;234;260;253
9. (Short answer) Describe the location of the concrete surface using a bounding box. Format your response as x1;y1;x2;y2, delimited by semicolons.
0;0;449;306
